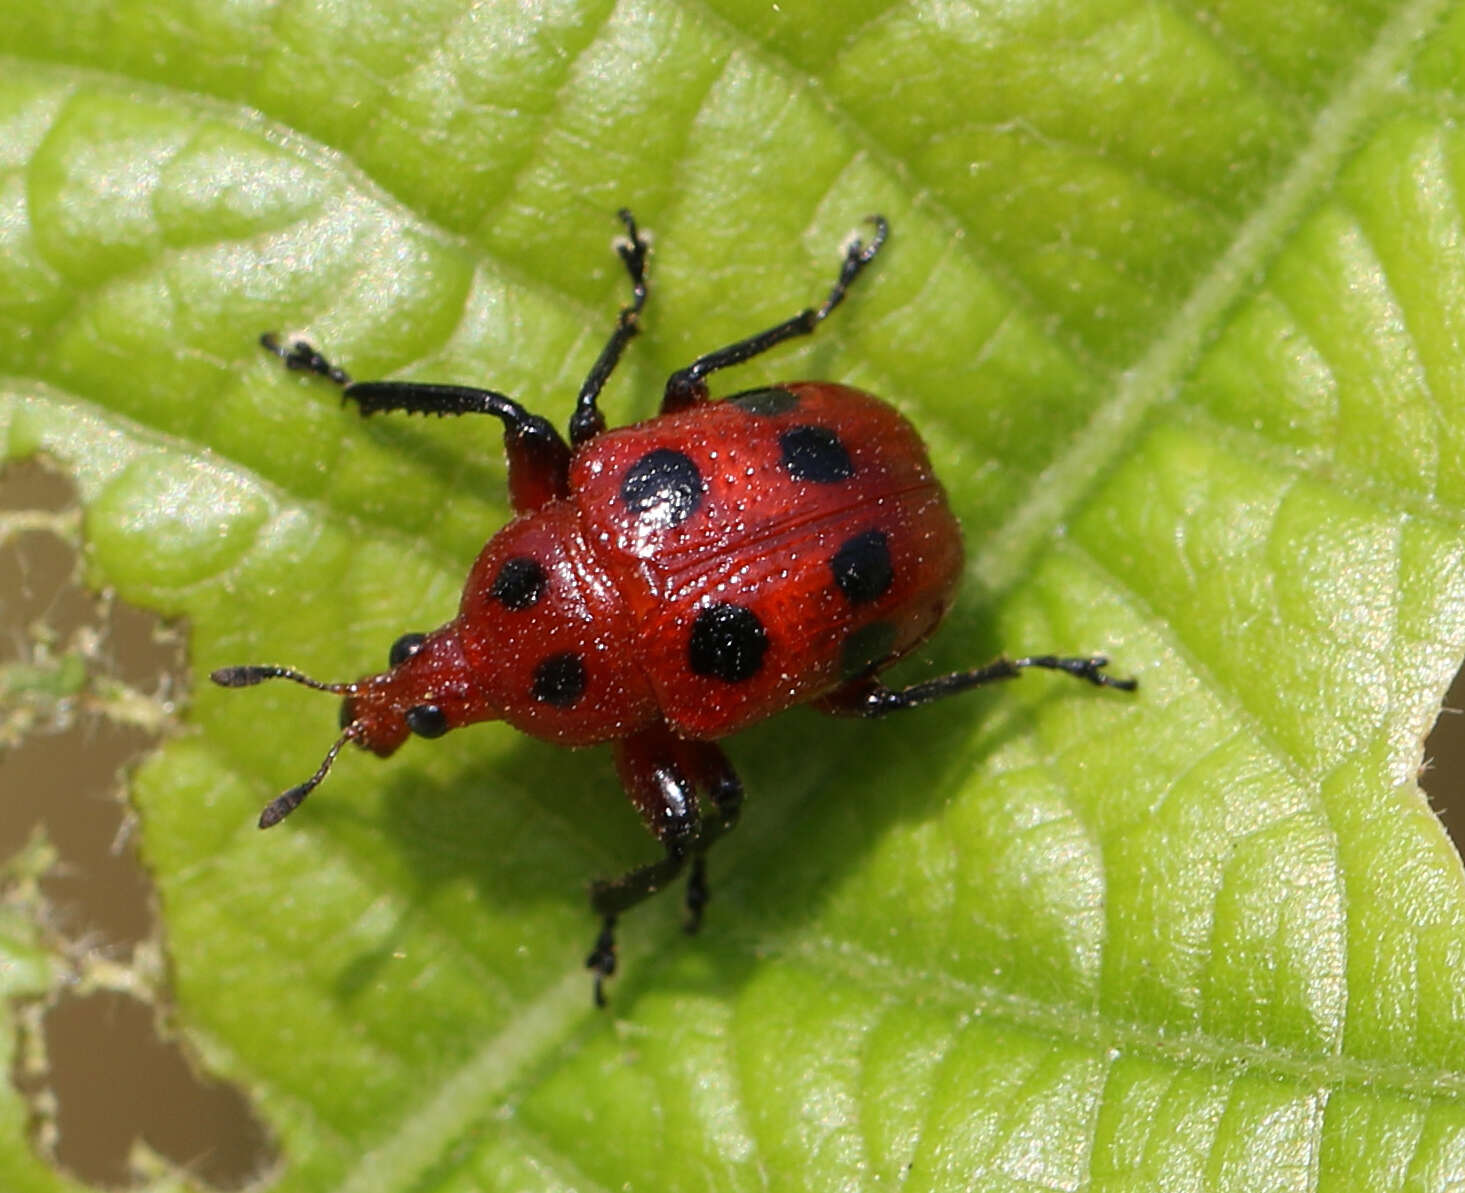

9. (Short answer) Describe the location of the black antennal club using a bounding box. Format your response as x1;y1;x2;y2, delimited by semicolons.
257;728;356;829
211;665;350;693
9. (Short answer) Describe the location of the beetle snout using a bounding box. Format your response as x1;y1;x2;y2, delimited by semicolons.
335;685;411;757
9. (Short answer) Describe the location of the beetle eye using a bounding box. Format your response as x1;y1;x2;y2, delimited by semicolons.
405;704;448;738
389;632;428;667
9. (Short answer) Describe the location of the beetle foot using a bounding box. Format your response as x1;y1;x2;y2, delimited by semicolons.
684;854;709;934
586;916;617;1007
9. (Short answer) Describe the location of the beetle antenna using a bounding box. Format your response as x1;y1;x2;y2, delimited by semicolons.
258;727;355;828
211;664;350;694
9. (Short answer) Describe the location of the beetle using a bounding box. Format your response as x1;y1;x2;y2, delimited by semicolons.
213;211;1135;1003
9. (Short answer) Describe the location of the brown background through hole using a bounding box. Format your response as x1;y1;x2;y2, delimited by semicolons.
2;460;273;1188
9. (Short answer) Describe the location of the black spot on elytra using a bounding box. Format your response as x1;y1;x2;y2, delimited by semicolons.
688;603;768;683
831;529;893;605
840;621;898;680
727;387;799;416
405;704;448;738
389;632;427;667
779;425;853;483
532;652;587;707
620;448;705;529
492;556;547;611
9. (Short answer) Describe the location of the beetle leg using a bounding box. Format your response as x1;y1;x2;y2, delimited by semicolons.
678;741;742;935
661;215;888;413
587;723;741;1005
259;333;570;513
684;854;710;935
261;335;352;385
817;654;1137;718
568;209;651;448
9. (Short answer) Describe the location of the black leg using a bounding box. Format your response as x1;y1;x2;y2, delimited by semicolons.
589;844;695;920
820;654;1137;718
684;854;709;934
662;215;888;413
569;209;650;448
589;725;743;1004
586;917;618;1009
585;819;744;1003
262;332;352;385
673;740;741;932
587;845;697;1007
259;333;571;512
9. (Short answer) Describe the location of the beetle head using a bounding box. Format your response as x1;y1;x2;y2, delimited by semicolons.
212;625;495;828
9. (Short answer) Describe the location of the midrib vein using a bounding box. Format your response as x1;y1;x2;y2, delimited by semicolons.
972;0;1454;597
332;967;597;1193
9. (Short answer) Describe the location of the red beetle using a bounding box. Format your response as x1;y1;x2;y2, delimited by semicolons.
214;212;1134;1002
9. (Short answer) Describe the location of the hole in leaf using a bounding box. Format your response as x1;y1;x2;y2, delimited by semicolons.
1422;659;1465;851
2;458;277;1188
20;991;273;1189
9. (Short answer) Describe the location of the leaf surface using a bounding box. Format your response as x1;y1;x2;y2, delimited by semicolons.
4;1;1465;1189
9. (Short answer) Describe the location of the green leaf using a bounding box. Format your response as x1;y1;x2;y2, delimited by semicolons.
4;1;1465;1189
